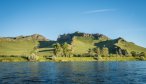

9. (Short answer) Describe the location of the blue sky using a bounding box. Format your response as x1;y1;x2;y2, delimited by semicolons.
0;0;146;47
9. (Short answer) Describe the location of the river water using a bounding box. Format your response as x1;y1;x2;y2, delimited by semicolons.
0;61;146;84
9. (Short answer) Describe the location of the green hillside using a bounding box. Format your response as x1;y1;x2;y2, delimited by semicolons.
0;39;38;56
0;34;54;56
57;32;110;54
57;32;146;55
95;37;146;54
115;38;146;53
71;36;96;54
71;36;108;54
0;32;146;57
37;41;55;56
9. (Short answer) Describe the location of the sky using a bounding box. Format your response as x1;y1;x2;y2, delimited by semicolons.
0;0;146;47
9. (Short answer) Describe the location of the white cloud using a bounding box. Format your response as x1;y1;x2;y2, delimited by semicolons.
83;9;116;14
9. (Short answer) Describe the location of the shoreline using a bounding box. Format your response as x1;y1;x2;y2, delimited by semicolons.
0;56;145;62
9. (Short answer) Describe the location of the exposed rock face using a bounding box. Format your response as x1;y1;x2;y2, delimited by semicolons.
31;34;48;41
57;31;110;43
0;34;48;41
115;37;126;43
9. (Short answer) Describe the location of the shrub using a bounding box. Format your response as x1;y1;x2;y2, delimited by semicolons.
28;53;39;61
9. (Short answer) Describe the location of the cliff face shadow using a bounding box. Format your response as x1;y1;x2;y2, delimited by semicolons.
94;40;117;54
38;41;56;48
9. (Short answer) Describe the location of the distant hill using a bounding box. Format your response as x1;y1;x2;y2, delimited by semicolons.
0;34;50;56
0;38;38;56
0;32;146;56
0;34;48;41
95;37;146;54
57;32;146;55
57;31;110;44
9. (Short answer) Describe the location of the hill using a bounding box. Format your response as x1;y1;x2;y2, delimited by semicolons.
57;31;110;43
0;32;146;57
0;34;53;56
0;34;48;41
95;37;146;54
0;38;38;56
57;32;146;55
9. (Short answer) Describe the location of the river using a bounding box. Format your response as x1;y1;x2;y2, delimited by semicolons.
0;61;146;84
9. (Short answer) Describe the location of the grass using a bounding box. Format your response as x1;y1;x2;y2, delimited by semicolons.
55;57;97;62
116;40;146;53
100;56;141;61
0;39;38;56
0;35;146;62
0;56;28;62
0;56;145;62
71;36;112;54
37;48;54;56
37;56;52;62
0;55;53;62
0;39;54;57
54;56;143;62
71;37;96;54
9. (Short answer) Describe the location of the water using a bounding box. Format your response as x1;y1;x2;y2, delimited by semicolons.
0;61;146;84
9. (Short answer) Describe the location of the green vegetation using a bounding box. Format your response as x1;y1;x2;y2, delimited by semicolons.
101;47;109;56
0;32;146;62
54;57;96;62
0;56;28;62
0;55;53;62
0;56;145;62
100;56;143;61
71;37;96;54
0;39;38;56
53;42;72;57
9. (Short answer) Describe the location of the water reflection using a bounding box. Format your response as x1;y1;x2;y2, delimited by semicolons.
0;62;146;84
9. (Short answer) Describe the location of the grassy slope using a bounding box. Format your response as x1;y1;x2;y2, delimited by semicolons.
116;41;146;53
0;39;54;56
37;41;55;56
71;36;101;54
95;39;146;53
71;36;146;54
0;35;146;58
38;48;54;56
0;39;37;56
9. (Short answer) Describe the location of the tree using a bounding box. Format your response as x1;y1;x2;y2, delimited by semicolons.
33;45;39;54
62;42;72;57
28;53;39;61
62;42;68;57
139;52;145;57
88;48;92;57
53;43;62;57
28;41;39;61
131;51;137;57
101;47;109;56
30;40;39;54
118;49;123;56
93;47;101;57
139;52;146;60
115;46;119;56
122;49;129;56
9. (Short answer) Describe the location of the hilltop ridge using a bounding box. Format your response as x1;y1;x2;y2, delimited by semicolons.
57;31;110;44
0;31;145;57
57;32;146;55
0;34;48;41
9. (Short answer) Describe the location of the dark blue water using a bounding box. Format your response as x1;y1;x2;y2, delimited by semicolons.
0;62;146;84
